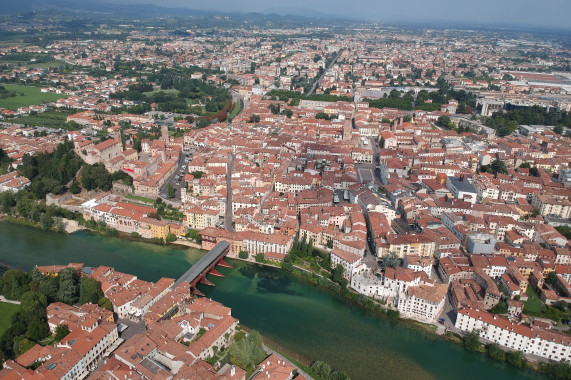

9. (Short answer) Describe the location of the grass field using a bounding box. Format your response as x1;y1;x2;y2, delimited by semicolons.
125;194;155;204
0;302;20;337
0;84;68;110
0;60;63;70
143;87;200;105
9;109;77;129
524;286;547;314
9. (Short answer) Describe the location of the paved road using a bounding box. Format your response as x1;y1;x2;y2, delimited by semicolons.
306;55;340;96
159;150;188;202
224;153;235;232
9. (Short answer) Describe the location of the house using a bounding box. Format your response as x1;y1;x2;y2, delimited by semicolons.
253;354;296;380
446;175;477;204
397;283;448;322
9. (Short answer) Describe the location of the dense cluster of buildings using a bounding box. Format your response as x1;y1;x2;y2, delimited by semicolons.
0;264;307;380
0;24;570;367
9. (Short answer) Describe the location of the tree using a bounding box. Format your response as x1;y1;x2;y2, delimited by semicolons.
248;114;261;123
20;291;48;320
79;277;103;304
0;269;29;300
487;343;506;361
57;268;79;305
463;330;481;352
98;297;113;311
382;252;400;269
0;191;16;214
546;271;558;286
490;300;508;315
168;183;175;199
39;213;53;231
541;360;571;379
227;329;266;370
166;233;177;244
197;119;210;128
507;350;526;368
311;361;332;379
331;265;348;288
490;159;508;175
54;217;65;233
69;181;81;194
554;125;564;135
54;324;70;342
239;251;248;259
255;253;265;263
26;318;50;341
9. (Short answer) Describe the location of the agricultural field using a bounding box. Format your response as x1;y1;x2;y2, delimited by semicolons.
0;84;68;110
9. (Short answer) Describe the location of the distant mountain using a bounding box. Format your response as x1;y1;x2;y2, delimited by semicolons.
0;0;351;22
0;0;226;17
263;7;348;20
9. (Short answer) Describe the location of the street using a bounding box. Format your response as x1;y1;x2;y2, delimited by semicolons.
224;152;235;232
159;149;190;202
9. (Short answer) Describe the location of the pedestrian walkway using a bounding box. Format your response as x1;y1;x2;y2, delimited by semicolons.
0;295;20;305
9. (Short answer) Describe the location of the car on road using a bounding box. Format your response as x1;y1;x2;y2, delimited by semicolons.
438;318;446;324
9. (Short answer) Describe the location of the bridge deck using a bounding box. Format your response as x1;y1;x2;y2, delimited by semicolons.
174;241;230;287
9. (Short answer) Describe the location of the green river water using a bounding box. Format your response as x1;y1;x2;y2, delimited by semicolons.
0;222;550;380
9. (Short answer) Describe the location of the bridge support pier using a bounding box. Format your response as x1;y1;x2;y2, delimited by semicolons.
217;260;233;269
200;277;216;286
209;268;225;277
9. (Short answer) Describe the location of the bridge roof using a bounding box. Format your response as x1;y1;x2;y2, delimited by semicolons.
174;241;230;287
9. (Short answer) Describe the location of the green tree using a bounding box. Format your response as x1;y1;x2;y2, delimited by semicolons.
168;183;175;199
554;125;564;135
490;159;508;175
546;271;558;286
0;191;16;214
57;268;79;305
227;329;266;370
54;217;65;233
69;181;81;194
0;268;29;300
507;350;526;368
39;213;53;231
166;233;177;244
382;252;400;269
311;361;332;379
79;276;103;304
487;343;506;361
332;265;348;288
239;251;249;259
248;114;261;123
463;330;482;352
490;300;508;315
255;253;265;263
98;297;113;311
20;291;48;319
26;318;50;341
541;360;571;379
54;324;70;342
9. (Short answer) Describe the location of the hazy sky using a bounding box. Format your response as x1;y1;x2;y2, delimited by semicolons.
116;0;571;29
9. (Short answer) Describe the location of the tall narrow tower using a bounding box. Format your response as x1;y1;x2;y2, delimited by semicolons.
161;125;168;143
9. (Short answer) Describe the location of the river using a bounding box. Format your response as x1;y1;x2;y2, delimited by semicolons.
0;222;549;380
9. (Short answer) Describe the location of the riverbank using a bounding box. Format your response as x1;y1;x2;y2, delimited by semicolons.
231;256;566;378
0;221;552;380
63;218;84;233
